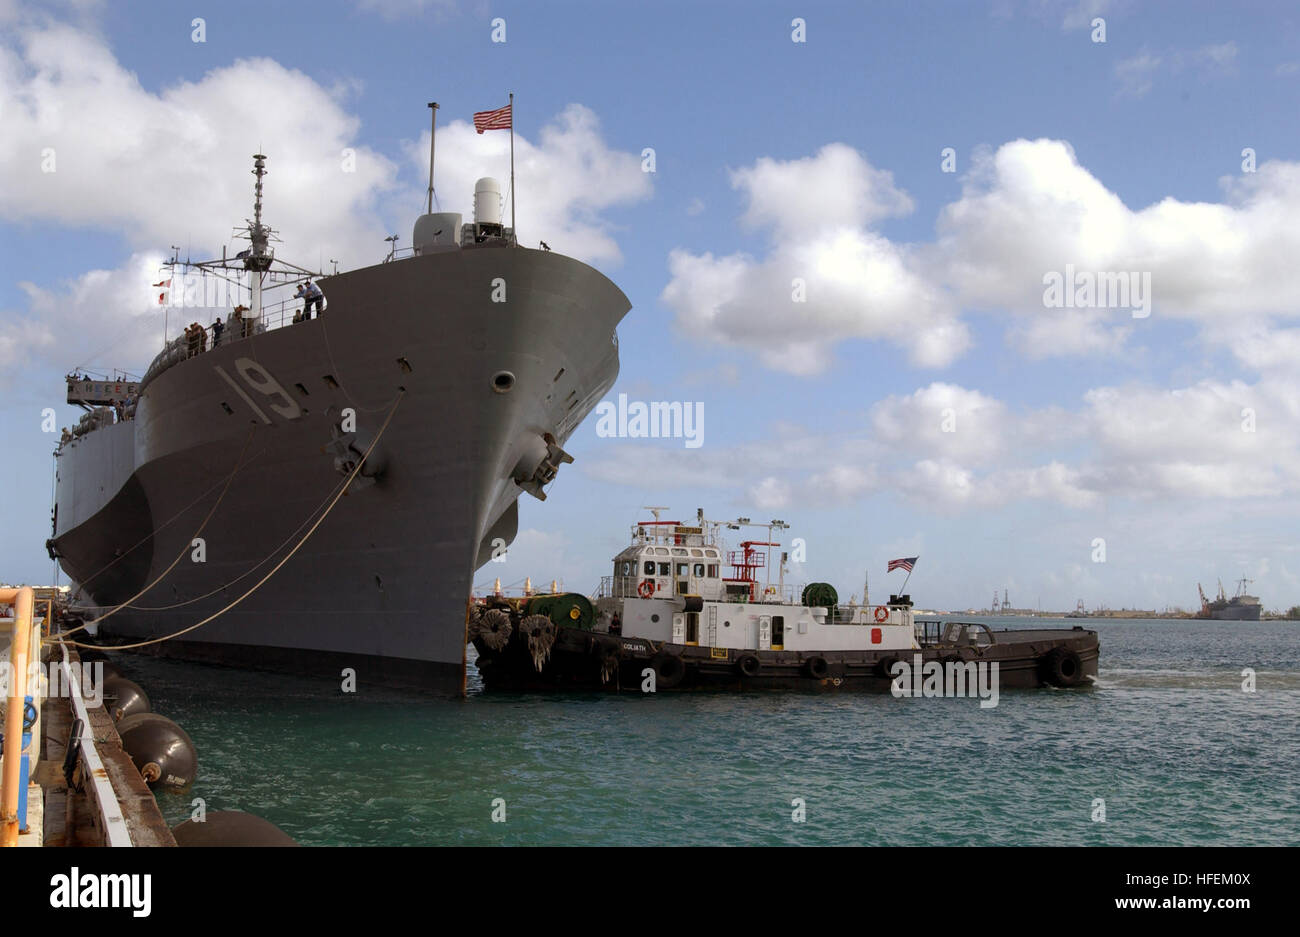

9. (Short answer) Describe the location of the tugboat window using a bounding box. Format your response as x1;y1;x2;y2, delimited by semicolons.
659;562;670;575
677;563;689;577
643;561;655;575
651;614;659;622
707;564;719;577
694;563;705;577
620;562;632;575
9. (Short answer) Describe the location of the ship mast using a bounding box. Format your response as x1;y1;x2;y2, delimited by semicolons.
244;153;275;319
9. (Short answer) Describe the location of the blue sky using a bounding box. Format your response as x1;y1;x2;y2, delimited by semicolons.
3;0;1300;613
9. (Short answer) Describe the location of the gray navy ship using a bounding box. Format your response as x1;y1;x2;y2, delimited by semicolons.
49;123;630;694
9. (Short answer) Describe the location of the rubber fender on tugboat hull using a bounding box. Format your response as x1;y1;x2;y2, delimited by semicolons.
1040;646;1086;687
651;654;686;688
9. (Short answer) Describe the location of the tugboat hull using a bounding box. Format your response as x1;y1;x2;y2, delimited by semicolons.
473;623;1100;693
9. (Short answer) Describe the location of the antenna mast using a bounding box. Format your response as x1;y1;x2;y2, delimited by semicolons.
426;102;439;214
244;153;274;319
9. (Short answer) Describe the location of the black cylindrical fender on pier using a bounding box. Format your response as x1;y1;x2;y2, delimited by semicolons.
172;811;298;846
116;712;198;793
102;675;150;722
804;656;829;679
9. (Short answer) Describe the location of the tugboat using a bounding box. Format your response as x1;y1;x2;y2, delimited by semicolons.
470;510;1100;693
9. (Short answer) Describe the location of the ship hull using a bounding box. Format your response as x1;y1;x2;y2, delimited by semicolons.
1203;605;1262;621
52;247;629;693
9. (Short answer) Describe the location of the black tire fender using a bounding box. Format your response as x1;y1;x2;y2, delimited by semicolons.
804;656;830;679
1041;647;1085;687
737;654;761;678
652;654;686;688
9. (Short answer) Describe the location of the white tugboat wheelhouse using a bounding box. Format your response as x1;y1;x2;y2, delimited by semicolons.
596;509;917;653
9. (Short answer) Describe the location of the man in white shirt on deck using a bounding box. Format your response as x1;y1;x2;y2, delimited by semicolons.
294;280;323;320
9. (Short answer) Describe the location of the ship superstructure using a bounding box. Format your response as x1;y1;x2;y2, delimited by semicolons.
593;510;917;652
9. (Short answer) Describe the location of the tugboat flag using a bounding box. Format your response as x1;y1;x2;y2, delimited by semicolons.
888;557;918;573
473;104;512;133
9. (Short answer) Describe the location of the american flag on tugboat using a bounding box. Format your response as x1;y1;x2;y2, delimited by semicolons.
473;103;512;133
887;556;918;573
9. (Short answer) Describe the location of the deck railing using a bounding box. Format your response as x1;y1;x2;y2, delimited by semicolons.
142;294;328;388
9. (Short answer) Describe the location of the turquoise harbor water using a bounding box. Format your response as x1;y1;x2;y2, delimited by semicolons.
120;617;1299;846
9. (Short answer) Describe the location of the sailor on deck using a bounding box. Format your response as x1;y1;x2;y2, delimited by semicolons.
294;280;323;320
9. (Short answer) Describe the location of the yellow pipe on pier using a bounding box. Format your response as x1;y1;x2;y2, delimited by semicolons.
1;586;34;847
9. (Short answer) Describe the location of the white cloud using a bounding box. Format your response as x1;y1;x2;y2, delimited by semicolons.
1058;0;1114;30
665;136;1300;375
933;139;1300;363
2;253;166;373
585;375;1300;510
0;25;398;266
731;144;913;235
1114;41;1240;97
750;476;791;510
352;0;456;20
1199;41;1238;69
662;145;967;375
1115;49;1163;97
870;383;1011;464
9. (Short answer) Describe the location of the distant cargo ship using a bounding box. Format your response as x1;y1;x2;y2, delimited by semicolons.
1196;578;1262;621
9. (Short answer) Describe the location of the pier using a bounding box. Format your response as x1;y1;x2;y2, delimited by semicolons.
1;586;174;847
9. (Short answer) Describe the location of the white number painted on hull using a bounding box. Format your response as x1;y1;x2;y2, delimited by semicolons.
213;358;302;423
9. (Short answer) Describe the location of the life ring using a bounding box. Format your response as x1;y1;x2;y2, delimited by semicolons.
637;579;656;598
804;656;829;679
1040;647;1085;687
737;654;761;678
873;605;890;622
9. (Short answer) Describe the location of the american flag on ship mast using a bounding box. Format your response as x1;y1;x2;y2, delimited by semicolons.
888;556;919;594
473;95;516;238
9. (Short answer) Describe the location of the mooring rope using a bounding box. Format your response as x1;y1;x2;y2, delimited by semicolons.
122;461;358;611
59;428;257;637
55;390;404;651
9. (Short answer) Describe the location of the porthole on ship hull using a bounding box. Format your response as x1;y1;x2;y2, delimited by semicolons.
491;371;516;393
